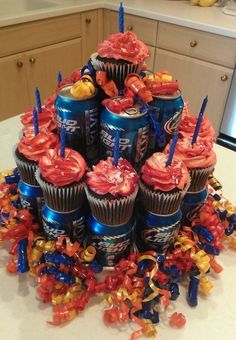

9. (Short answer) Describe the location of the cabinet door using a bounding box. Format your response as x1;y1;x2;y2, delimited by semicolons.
154;48;233;133
26;38;82;106
81;10;103;64
0;54;29;121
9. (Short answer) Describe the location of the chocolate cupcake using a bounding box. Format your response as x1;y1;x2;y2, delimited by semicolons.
35;146;86;212
165;136;216;193
85;157;138;225
14;128;58;185
91;31;149;88
139;152;190;214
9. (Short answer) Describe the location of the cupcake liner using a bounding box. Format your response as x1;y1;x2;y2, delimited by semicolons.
188;163;215;193
35;169;86;212
13;146;39;186
92;57;142;89
85;186;139;226
139;179;190;215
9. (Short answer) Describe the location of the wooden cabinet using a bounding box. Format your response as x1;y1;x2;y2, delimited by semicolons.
26;38;82;107
81;9;103;64
0;54;29;119
154;48;233;132
155;22;236;134
0;11;99;121
103;10;157;71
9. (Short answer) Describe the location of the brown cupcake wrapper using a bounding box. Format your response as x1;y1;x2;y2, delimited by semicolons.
35;169;86;212
93;59;142;88
85;186;139;226
188;163;215;193
13;146;39;186
139;179;190;215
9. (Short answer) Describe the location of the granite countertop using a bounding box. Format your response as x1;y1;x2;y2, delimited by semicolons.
0;0;236;38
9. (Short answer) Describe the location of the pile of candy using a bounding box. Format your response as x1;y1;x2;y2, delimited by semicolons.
0;169;236;339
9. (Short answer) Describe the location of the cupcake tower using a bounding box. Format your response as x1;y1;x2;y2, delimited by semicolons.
13;4;217;268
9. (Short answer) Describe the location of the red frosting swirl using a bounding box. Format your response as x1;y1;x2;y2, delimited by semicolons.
39;146;86;186
97;31;149;64
21;107;57;133
18;129;59;162
179;104;215;143
141;152;190;192
87;157;138;197
165;137;216;169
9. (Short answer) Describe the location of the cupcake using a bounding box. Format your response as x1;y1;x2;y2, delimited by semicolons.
85;157;138;225
179;103;215;144
91;31;149;88
35;146;86;212
139;152;190;214
165;136;216;193
20;106;57;134
14;128;59;185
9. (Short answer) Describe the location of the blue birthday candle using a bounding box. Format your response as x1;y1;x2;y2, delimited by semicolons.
113;131;120;167
35;87;42;113
33;107;39;136
57;71;62;85
192;96;208;145
60;127;66;158
119;2;124;33
166;132;178;166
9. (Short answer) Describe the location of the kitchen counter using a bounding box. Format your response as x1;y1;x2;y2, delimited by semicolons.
0;0;236;38
0;114;236;340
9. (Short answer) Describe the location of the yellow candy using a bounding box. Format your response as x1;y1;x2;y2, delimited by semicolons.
199;276;213;295
80;246;96;262
70;80;95;99
162;74;172;82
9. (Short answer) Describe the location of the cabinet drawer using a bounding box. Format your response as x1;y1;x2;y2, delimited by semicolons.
156;22;236;68
104;10;157;46
0;14;81;58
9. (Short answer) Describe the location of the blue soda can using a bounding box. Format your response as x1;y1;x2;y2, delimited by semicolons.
181;188;208;224
42;205;85;242
100;101;150;167
136;207;182;253
18;180;44;222
150;91;184;151
55;84;99;164
86;214;135;267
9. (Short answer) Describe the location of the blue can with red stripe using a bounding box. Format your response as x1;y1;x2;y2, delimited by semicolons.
150;91;183;151
18;180;44;222
181;188;208;224
100;101;150;167
42;205;85;243
55;84;99;164
86;214;135;267
136;206;182;253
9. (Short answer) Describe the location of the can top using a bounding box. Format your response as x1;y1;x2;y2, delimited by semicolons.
57;84;97;101
106;102;148;119
153;90;182;101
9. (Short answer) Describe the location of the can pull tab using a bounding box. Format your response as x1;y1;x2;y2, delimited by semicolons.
125;107;138;116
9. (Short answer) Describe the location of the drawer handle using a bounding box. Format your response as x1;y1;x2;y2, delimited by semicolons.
29;57;36;64
190;40;197;48
86;18;91;24
127;25;133;31
16;60;23;68
221;75;228;82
